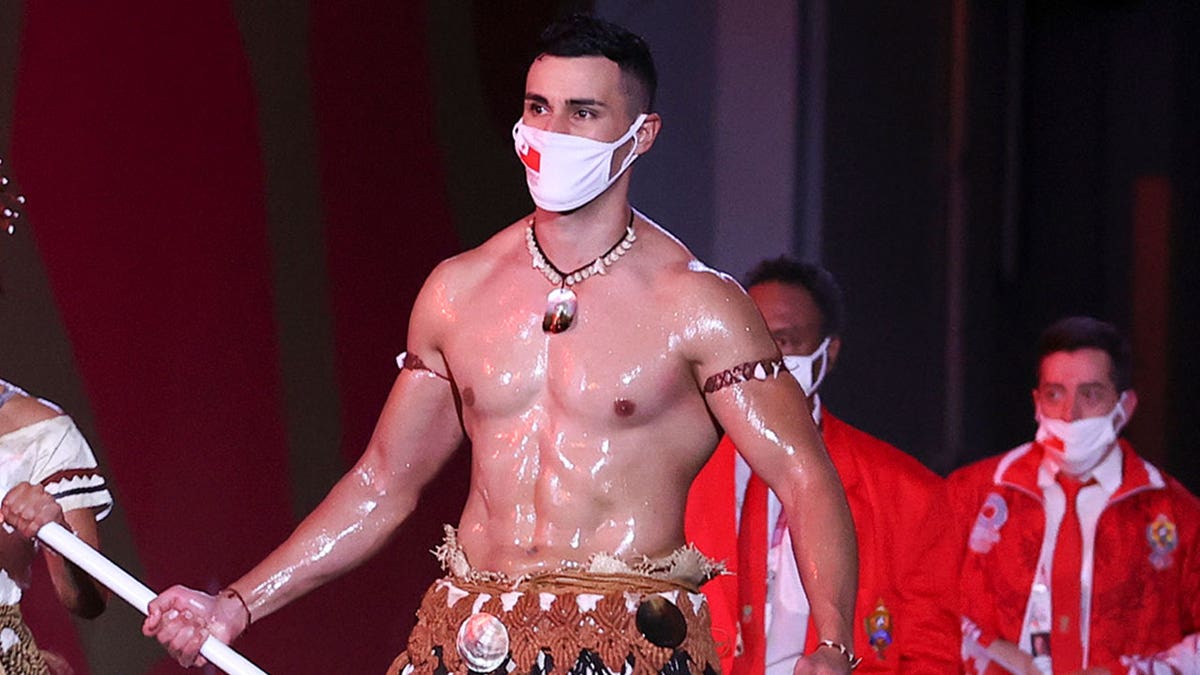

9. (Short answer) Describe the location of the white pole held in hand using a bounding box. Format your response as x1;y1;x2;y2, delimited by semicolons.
37;521;268;675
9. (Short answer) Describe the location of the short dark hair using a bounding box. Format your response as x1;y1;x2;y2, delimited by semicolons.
1036;316;1133;391
745;257;845;338
536;14;657;112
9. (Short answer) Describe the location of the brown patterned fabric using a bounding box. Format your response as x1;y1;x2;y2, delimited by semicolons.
701;358;785;394
388;572;720;675
0;605;49;675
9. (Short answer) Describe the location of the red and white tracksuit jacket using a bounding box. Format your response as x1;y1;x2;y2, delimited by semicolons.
948;440;1200;673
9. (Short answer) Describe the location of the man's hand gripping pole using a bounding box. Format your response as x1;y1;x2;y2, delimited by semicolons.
36;521;269;675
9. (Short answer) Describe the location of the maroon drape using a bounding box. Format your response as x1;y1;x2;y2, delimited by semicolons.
12;1;463;672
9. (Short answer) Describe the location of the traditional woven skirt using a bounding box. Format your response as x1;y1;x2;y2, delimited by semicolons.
389;529;723;675
0;605;49;675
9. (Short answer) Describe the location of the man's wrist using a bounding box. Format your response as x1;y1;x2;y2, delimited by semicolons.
217;587;252;633
814;639;862;670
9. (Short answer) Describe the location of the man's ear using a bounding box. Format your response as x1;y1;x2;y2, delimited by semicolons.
634;112;662;154
1120;389;1138;422
826;336;842;374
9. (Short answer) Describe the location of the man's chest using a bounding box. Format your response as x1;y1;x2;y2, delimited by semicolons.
438;296;697;422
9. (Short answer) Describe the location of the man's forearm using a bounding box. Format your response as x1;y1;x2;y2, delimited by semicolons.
783;473;858;649
228;460;417;622
47;511;108;617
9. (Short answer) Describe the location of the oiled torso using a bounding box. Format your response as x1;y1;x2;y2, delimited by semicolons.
433;221;725;576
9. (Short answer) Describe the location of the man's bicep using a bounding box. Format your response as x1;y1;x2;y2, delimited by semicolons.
704;376;824;484
357;369;465;497
402;262;456;379
685;274;780;382
682;272;828;473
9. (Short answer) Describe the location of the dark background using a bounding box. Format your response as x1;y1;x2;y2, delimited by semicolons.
1;1;1196;672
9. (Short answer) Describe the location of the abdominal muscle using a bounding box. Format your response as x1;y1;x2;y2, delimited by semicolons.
452;406;718;577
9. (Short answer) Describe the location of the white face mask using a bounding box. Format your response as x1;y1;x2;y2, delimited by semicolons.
781;336;832;397
512;114;647;212
1035;392;1129;475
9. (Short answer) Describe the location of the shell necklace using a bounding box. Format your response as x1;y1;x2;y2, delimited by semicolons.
526;211;637;333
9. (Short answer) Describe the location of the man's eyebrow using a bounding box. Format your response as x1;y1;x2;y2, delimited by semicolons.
523;93;609;108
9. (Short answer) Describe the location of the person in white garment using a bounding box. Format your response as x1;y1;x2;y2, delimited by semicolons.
0;379;111;674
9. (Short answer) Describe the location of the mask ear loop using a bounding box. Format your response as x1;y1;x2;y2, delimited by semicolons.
1110;391;1130;435
609;114;649;180
809;336;833;393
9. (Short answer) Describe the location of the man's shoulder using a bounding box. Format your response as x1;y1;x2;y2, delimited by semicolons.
408;219;526;348
424;218;526;287
651;250;760;327
630;216;735;286
946;444;1031;492
630;225;771;358
1139;457;1200;511
663;264;751;320
1114;448;1200;531
0;392;63;436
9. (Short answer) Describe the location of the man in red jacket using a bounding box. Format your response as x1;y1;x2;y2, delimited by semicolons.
949;316;1200;673
686;258;960;674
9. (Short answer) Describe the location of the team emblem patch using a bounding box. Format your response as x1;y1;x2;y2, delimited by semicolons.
865;600;893;658
968;492;1008;554
1146;513;1178;570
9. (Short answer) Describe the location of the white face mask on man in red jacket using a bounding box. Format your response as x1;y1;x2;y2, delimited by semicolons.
781;336;833;399
1035;391;1130;476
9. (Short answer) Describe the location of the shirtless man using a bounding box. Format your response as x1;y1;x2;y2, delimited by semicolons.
143;15;857;674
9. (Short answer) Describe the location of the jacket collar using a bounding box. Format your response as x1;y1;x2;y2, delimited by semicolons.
993;438;1163;501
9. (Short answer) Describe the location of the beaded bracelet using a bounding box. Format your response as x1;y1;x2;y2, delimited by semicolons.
816;639;862;670
219;587;252;632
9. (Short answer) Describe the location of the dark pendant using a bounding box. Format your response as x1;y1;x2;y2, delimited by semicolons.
635;595;688;648
543;287;577;333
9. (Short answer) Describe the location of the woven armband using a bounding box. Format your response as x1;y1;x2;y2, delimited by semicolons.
701;357;785;394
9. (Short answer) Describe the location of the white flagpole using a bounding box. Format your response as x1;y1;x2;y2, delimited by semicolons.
36;521;268;675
